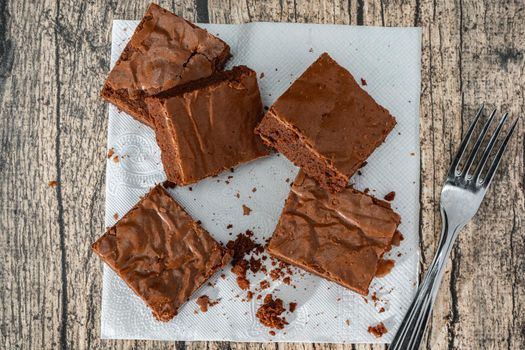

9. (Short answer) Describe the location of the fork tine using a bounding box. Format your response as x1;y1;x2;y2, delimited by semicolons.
448;104;484;177
482;117;519;187
473;112;509;182
462;108;497;177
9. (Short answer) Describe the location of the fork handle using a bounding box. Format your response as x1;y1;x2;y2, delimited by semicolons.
389;208;461;350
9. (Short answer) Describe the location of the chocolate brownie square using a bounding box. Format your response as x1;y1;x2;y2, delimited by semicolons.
92;185;231;321
267;171;401;295
101;3;231;127
256;53;396;192
147;66;269;186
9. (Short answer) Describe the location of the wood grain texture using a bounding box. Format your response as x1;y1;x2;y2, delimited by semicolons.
0;0;523;349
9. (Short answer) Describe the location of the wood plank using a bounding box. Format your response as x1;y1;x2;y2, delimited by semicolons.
0;1;62;349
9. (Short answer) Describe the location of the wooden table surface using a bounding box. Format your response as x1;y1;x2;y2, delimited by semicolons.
1;0;523;349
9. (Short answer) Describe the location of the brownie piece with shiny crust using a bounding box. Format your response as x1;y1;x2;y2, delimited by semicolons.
256;52;396;193
267;171;401;295
91;185;231;321
101;3;231;127
147;66;269;186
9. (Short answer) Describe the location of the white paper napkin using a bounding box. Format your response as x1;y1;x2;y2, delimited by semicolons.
101;20;421;343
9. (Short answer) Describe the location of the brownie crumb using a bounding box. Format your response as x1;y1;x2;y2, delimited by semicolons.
285;178;290;183
379;307;385;313
345;319;350;326
242;204;252;216
196;295;219;312
220;274;226;279
360;161;368;168
391;230;404;246
112;155;119;163
384;191;396;201
247;291;254;301
264;106;269;111
256;294;288;329
283;276;291;285
249;257;262;273
357;170;362;175
227;231;257;264
368;322;388;338
364;187;370;194
235;192;240;198
232;259;250;290
107;148;114;158
289;302;297;313
48;180;58;188
375;259;395;277
163;180;177;188
260;72;265;79
113;213;119;220
260;280;270;290
309;48;314;52
252;187;257;192
360;78;367;86
410;152;415;156
269;330;276;336
226;224;233;229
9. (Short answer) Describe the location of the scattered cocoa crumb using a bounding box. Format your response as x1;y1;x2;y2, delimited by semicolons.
362;296;369;304
410;152;415;156
285;178;290;183
257;294;262;300
363;188;370;194
196;295;219;312
357;170;362;175
188;187;193;191
384;191;396;201
48;180;58;188
220;274;226;279
107;148;114;158
275;68;278;71
250;257;262;273
368;322;388;338
360;78;367;86
360;161;368;168
309;48;313;52
112;155;119;163
371;292;379;303
247;291;254;301
345;319;350;326
283;277;291;285
397;252;403;257
260;72;265;79
269;330;276;336
379;307;385;313
289;302;297;313
264;106;269;111
163;180;177;188
230;167;235;173
235;192;240;198
196;220;202;225
256;294;288;329
252;187;257;192
242;204;252;216
227;224;233;229
113;213;119;220
260;280;270;290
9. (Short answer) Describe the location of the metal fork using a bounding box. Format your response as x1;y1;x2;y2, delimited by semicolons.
389;105;519;350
